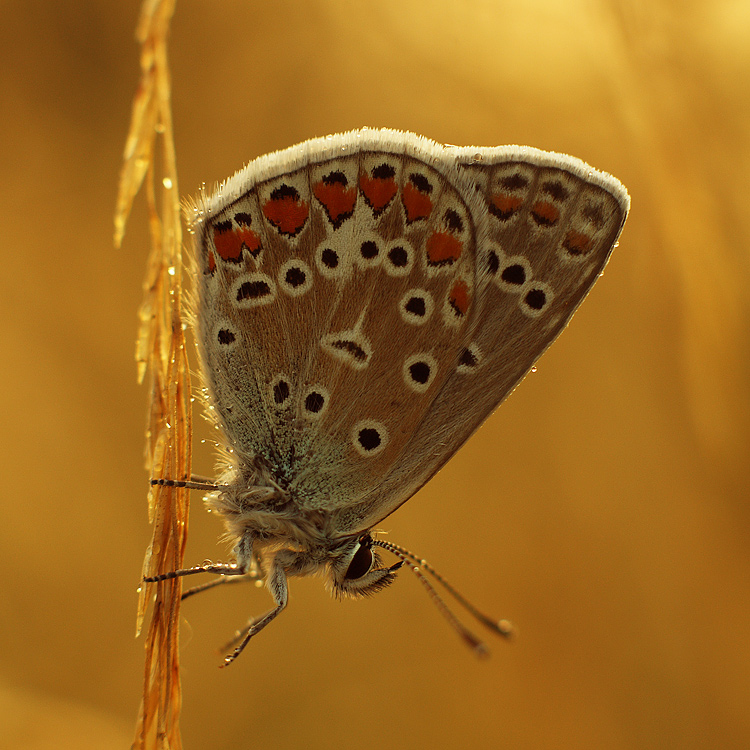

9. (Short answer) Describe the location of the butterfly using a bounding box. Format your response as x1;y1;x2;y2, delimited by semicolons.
146;128;629;664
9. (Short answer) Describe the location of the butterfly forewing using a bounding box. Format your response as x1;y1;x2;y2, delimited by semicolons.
328;143;629;533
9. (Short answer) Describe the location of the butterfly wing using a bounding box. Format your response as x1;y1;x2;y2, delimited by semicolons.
332;142;629;534
191;131;485;509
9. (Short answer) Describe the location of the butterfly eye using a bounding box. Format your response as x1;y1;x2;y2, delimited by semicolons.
344;541;374;580
332;537;402;599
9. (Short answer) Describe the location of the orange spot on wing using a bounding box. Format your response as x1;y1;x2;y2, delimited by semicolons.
531;201;560;226
206;249;216;274
563;230;592;256
489;194;523;219
314;181;357;225
426;232;463;266
360;174;397;213
402;182;432;223
213;227;261;262
262;195;309;236
449;279;470;317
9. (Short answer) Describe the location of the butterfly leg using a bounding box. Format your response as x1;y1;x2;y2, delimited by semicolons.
182;536;265;599
221;553;289;666
181;569;262;601
143;560;247;582
143;531;255;585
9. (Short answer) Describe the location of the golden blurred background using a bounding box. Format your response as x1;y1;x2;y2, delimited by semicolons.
1;1;748;748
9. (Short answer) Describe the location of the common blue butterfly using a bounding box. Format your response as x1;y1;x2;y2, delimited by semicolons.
146;128;629;663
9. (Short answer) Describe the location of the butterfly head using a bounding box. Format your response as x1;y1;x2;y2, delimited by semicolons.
327;533;404;599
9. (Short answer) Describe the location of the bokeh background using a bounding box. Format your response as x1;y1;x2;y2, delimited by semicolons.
2;1;748;748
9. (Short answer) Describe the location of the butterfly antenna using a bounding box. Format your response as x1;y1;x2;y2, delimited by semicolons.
372;539;513;654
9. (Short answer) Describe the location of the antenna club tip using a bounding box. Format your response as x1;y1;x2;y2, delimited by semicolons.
496;619;515;639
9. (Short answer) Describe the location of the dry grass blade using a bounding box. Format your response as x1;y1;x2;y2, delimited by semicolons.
114;1;190;749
